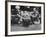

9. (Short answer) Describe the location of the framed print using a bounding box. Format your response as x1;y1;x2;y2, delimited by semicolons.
5;1;45;36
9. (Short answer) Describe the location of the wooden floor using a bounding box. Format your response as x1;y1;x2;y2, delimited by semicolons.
11;24;41;31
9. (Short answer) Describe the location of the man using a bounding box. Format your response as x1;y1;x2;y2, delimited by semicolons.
31;8;39;24
11;5;20;24
15;5;21;24
22;11;31;27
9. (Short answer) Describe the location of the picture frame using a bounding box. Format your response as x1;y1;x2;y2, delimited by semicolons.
5;1;45;36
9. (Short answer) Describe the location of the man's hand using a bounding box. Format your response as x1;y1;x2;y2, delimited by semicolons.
17;14;20;17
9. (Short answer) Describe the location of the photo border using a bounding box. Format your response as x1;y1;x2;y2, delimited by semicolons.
5;1;45;36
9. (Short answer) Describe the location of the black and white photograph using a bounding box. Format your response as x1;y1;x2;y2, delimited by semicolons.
11;5;41;31
6;1;45;35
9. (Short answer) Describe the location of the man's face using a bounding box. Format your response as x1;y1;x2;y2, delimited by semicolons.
24;11;27;13
15;5;20;10
33;8;36;11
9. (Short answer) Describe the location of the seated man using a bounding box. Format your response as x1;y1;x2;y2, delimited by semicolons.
22;11;31;27
31;8;39;24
